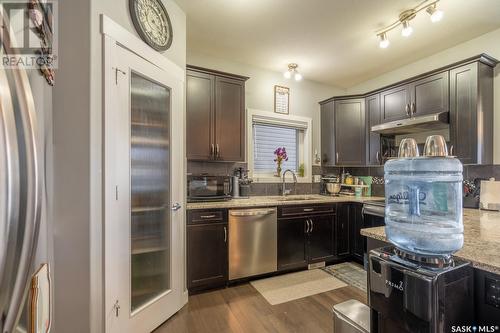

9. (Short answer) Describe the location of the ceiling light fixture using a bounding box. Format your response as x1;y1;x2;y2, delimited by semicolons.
426;4;443;22
284;63;302;81
375;0;443;48
378;32;390;48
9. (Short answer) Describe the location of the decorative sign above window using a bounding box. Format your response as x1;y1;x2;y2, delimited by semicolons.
274;85;289;115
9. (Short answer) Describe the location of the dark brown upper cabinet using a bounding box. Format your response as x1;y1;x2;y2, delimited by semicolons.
450;62;494;164
215;76;245;161
186;70;214;160
409;71;449;117
366;94;381;165
334;99;366;165
319;54;497;165
320;100;335;166
186;66;248;162
380;71;448;122
380;84;411;123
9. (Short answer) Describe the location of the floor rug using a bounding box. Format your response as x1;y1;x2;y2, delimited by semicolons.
250;269;347;305
322;262;367;292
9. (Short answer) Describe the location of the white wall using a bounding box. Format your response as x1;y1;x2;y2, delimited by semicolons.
52;0;186;332
187;51;344;164
346;27;500;163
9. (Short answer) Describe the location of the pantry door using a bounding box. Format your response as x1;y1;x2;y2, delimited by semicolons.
104;41;185;333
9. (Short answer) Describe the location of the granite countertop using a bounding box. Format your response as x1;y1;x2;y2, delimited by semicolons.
186;194;385;210
361;208;500;274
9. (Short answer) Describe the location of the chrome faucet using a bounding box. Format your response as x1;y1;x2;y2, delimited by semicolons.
282;169;297;196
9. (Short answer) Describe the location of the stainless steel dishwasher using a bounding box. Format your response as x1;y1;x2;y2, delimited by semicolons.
228;208;277;280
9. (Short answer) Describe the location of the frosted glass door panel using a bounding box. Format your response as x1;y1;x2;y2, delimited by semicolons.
130;72;171;313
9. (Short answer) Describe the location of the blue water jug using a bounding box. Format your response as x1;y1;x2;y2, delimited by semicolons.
384;136;463;257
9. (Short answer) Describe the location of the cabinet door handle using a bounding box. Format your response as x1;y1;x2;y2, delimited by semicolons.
410;102;416;115
336;152;339;164
376;151;380;164
304;220;309;233
224;226;227;243
303;208;314;212
450;145;454;156
310;219;314;233
211;144;215;158
200;214;216;219
216;143;220;158
405;104;410;116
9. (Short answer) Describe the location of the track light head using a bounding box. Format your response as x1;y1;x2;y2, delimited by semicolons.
427;4;443;22
379;33;390;48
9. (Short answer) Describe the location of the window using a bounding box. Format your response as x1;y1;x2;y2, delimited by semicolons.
247;109;312;182
253;123;300;173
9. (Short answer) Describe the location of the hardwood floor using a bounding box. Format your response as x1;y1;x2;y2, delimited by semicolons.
154;282;367;333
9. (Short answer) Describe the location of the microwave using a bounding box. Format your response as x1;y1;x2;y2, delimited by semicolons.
187;175;232;202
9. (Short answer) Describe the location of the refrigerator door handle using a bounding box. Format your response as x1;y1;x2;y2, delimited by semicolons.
28;263;52;333
1;17;43;331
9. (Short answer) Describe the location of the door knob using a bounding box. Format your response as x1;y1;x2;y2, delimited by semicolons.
171;203;182;211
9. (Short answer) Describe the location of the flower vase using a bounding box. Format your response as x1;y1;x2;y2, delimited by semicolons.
276;165;282;178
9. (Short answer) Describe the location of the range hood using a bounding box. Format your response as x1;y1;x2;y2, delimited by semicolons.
371;112;449;135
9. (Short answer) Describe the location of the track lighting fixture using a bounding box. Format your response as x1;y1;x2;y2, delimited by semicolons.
376;0;443;48
283;63;302;81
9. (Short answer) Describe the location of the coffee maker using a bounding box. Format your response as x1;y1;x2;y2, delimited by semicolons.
368;246;474;333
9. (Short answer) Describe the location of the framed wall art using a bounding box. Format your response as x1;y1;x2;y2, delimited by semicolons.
274;85;289;115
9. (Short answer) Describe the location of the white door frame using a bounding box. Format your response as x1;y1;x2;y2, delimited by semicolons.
101;14;187;333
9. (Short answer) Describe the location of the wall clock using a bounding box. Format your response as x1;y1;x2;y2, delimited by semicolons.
129;0;173;52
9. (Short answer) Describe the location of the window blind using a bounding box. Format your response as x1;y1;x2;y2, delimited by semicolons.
253;123;298;173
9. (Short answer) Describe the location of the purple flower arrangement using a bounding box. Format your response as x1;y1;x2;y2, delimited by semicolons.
274;147;288;177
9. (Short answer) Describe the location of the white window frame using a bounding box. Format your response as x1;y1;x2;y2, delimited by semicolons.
247;108;312;183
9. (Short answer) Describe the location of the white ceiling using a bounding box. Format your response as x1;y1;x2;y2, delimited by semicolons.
176;0;500;88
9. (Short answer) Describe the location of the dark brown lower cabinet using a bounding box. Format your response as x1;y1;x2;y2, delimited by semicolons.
277;205;336;271
336;204;350;257
308;215;335;263
187;211;228;292
277;217;308;271
350;204;364;263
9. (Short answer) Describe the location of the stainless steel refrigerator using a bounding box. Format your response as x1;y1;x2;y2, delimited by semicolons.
0;21;52;333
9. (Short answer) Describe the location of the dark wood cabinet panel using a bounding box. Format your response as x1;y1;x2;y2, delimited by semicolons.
450;62;494;164
350;204;364;262
215;76;245;161
320;101;336;166
334;99;366;165
187;222;227;291
380;84;411;122
186;66;248;162
186;70;214;160
308;215;335;263
410;71;449;116
336;204;350;257
278;218;308;271
366;94;381;165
